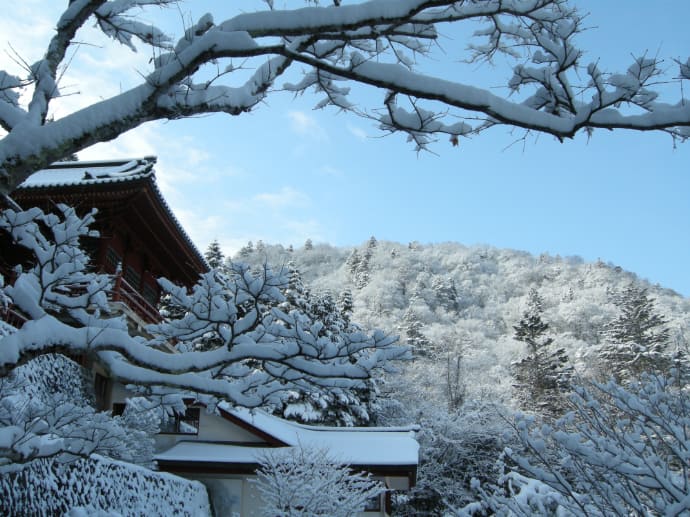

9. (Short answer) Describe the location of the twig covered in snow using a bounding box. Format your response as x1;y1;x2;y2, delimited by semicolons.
1;0;689;193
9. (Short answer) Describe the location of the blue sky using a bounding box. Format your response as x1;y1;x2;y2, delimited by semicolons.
1;1;689;296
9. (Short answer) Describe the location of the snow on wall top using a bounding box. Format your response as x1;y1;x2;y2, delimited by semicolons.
156;406;419;467
18;157;156;189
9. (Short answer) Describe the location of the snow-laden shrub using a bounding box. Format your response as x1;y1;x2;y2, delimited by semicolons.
464;373;690;516
254;445;384;517
0;454;211;516
0;354;159;467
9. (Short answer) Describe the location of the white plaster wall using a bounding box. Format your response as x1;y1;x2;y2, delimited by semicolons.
155;408;266;451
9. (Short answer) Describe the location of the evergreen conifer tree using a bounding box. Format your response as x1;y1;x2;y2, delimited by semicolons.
512;289;572;415
601;284;671;380
338;289;354;325
204;239;224;269
401;303;433;357
239;241;253;258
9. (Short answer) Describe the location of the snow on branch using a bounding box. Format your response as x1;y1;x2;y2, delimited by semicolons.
254;445;385;517
0;205;405;409
464;373;690;516
1;0;689;193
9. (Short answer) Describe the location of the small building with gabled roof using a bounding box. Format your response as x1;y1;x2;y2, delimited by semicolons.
152;404;419;516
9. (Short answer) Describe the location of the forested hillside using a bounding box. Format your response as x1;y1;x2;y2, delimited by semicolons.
235;238;689;408
233;238;690;513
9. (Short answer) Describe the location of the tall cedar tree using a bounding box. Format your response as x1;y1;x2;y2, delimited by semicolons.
512;288;571;416
602;284;671;381
204;240;224;270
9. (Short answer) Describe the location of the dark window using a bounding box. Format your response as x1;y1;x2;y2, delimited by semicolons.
94;373;110;411
124;265;141;289
112;402;126;416
364;494;382;512
160;407;201;435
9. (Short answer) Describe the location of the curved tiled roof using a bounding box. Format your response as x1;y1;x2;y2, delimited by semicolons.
17;157;207;271
18;157;156;188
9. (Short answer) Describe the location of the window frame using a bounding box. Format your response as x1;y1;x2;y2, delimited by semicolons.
159;406;201;435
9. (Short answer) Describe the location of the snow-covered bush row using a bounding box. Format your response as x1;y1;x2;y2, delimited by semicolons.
0;353;160;468
0;454;211;516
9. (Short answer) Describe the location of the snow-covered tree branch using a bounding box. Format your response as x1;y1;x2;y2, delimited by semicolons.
465;373;690;516
0;205;405;409
2;0;689;194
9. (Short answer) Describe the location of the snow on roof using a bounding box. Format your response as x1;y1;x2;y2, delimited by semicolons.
16;157;207;270
156;406;419;467
18;157;156;189
155;442;278;464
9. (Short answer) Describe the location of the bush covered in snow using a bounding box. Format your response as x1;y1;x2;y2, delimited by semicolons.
0;454;210;516
254;445;384;517
464;373;690;516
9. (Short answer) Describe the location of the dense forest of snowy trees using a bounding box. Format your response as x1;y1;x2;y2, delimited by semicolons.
234;237;690;514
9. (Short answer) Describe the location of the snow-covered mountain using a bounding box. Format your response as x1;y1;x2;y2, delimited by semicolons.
233;239;690;410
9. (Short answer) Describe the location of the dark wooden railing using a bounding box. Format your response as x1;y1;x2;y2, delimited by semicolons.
110;273;161;324
0;272;161;329
0;305;27;329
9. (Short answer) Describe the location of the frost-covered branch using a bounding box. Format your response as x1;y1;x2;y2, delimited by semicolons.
2;0;689;193
464;374;690;516
0;353;165;468
0;206;405;409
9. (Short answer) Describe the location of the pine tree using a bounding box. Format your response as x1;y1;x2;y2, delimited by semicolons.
204;239;224;269
432;276;459;313
346;248;370;289
273;268;375;426
338;289;354;324
239;240;253;258
401;303;433;357
304;238;313;251
601;284;671;380
512;288;572;416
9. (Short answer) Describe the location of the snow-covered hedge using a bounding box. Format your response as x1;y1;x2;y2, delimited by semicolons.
0;454;211;516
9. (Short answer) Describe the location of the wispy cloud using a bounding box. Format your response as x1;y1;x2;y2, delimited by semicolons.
347;123;368;141
253;187;310;209
287;111;328;141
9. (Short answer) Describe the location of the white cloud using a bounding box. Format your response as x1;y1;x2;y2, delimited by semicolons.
287;111;328;141
253;187;310;209
347;124;368;141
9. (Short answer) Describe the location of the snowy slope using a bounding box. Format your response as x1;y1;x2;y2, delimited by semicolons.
234;240;690;408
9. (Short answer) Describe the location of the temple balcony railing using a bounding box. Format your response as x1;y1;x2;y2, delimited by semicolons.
108;273;162;329
0;273;162;333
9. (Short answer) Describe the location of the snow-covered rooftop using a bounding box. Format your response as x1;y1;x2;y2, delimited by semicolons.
156;407;419;467
15;157;207;271
18;157;156;189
